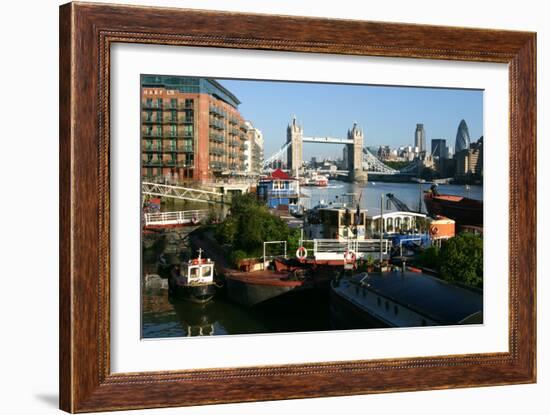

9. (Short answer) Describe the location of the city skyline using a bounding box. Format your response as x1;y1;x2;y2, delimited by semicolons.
218;79;483;160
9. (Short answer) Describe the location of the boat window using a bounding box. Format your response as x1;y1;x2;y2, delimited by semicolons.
201;266;213;278
385;300;389;311
403;217;410;230
394;217;401;231
386;217;393;232
189;267;199;278
394;305;399;315
377;297;381;307
421;319;427;326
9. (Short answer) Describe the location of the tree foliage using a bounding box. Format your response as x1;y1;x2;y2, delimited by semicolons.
215;193;295;257
416;233;483;288
438;232;483;288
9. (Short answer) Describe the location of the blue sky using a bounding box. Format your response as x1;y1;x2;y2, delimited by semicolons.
218;79;483;160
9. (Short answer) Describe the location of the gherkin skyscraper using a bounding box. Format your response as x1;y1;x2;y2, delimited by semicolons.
455;119;471;153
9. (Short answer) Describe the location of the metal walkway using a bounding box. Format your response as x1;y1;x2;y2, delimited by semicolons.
142;182;230;204
144;209;209;227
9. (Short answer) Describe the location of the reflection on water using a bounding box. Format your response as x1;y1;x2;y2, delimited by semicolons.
141;181;482;338
142;287;331;338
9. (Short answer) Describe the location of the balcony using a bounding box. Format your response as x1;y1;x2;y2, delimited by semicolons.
209;133;224;143
209;147;224;156
142;103;163;110
209;106;226;118
228;140;239;147
142;117;162;124
143;160;163;167
209;119;225;130
164;132;194;139
142;132;163;138
143;146;163;152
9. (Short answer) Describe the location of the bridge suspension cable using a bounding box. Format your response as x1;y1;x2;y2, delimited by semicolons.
262;141;290;169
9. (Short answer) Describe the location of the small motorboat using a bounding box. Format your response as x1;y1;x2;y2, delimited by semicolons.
169;249;217;303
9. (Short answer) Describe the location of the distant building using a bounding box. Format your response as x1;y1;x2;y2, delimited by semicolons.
431;139;447;160
414;124;426;153
244;121;264;174
377;145;391;160
140;76;249;183
455;136;483;179
455;119;471;153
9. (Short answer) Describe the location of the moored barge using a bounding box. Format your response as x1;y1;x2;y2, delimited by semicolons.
330;271;483;329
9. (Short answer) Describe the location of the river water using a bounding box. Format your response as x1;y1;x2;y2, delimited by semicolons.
142;181;482;338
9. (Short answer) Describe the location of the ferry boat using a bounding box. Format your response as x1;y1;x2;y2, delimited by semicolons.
168;249;217;303
330;271;483;329
303;172;329;187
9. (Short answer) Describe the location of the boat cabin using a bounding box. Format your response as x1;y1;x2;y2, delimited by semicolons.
179;257;215;286
367;211;429;237
305;206;368;240
257;168;300;210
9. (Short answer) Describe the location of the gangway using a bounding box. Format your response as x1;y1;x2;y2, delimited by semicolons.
385;193;411;212
144;209;209;228
142;182;230;204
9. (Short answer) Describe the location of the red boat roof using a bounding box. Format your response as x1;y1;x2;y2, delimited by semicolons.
270;168;291;180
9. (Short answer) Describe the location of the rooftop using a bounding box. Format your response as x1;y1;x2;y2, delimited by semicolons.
348;271;483;325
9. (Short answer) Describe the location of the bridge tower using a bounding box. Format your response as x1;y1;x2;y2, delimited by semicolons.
347;123;368;183
286;116;303;177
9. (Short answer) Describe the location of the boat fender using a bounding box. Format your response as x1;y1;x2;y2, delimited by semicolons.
344;249;356;263
296;246;308;262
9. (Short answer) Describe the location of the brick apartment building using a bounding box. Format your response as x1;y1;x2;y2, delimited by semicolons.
141;76;251;183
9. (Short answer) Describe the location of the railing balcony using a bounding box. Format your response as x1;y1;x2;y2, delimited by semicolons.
143;132;163;138
209;119;225;130
142;117;161;124
144;146;163;152
209;106;226;117
143;103;163;110
143;160;163;167
209;133;224;143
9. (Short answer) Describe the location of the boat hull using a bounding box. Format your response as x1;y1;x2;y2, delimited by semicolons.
329;283;391;329
168;280;216;304
424;193;483;226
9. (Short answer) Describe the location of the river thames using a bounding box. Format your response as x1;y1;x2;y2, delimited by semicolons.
142;181;482;338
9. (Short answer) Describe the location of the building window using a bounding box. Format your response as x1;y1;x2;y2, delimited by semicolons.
185;99;194;108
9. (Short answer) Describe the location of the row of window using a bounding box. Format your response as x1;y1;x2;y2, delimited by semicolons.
144;98;194;109
355;285;428;326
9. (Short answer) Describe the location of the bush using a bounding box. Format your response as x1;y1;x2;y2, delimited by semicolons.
418;246;440;269
215;193;294;258
439;233;483;288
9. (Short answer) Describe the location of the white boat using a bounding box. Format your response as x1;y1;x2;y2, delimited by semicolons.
169;249;217;303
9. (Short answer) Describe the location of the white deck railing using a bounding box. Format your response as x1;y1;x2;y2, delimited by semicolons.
144;210;209;226
300;238;391;260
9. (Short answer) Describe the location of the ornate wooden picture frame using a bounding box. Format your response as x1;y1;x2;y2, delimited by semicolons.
59;2;536;412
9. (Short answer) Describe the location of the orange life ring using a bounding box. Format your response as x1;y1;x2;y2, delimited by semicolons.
344;249;356;263
431;226;439;235
296;246;308;262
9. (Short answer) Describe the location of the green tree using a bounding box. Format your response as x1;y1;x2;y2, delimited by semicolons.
439;233;483;288
418;246;440;270
215;193;295;257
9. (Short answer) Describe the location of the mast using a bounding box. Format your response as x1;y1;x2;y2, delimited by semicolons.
379;194;384;262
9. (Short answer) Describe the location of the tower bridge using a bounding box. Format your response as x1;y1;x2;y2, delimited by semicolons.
263;117;420;179
286;117;367;182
